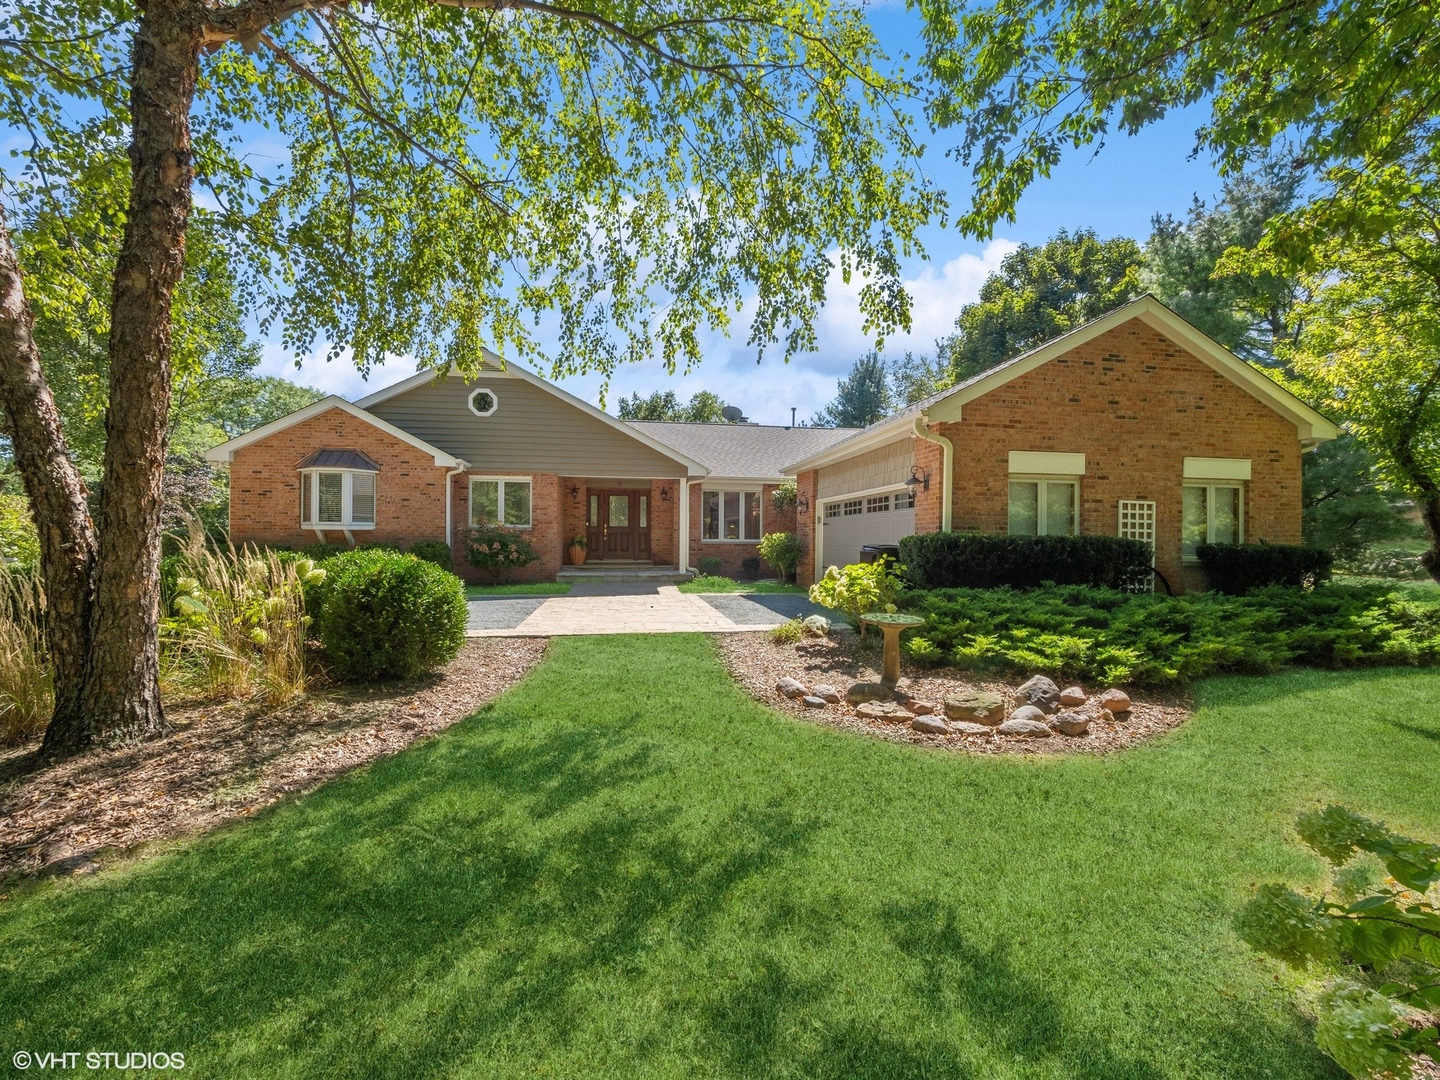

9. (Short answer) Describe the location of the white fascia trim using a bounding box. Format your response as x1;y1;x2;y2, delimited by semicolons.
782;428;916;475
924;296;1341;442
204;396;461;468
354;350;711;477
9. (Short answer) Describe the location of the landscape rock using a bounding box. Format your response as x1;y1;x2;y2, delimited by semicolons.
1048;710;1092;736
997;712;1053;738
949;721;994;736
802;695;827;709
776;677;809;699
802;614;831;636
1015;675;1062;713
1098;688;1132;713
1059;685;1088;707
944;690;1006;725
847;681;893;705
812;684;843;704
907;700;936;715
910;715;950;735
855;701;913;723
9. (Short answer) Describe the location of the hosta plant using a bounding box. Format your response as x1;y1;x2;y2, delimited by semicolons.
1236;805;1440;1077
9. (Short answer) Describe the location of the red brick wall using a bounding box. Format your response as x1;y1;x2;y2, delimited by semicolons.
912;434;946;535
452;472;564;583
796;470;819;585
228;407;449;550
648;479;680;567
689;482;797;578
937;320;1304;591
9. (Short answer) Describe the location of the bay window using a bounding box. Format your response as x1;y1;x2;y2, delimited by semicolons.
701;489;762;540
299;454;378;530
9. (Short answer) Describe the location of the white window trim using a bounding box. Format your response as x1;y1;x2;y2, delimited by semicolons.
1008;474;1080;537
469;474;533;529
700;487;764;542
1182;482;1245;561
468;387;499;417
300;468;377;531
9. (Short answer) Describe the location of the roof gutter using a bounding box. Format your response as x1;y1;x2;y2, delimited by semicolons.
912;415;953;532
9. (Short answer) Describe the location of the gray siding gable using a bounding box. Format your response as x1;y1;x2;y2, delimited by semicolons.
365;372;689;477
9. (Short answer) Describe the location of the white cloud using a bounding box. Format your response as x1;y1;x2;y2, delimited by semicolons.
251;238;1017;427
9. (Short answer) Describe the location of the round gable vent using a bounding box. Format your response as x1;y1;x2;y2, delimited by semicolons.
468;387;498;417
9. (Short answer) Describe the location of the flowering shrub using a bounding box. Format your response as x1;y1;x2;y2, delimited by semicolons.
758;531;803;582
465;525;538;581
808;559;905;628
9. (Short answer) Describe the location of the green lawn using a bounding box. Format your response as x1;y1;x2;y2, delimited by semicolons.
4;637;1440;1078
465;581;572;596
678;574;806;594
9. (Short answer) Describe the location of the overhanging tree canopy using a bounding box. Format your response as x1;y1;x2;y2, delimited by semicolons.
0;0;939;755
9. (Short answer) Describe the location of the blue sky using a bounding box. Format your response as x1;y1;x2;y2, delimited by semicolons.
254;7;1226;425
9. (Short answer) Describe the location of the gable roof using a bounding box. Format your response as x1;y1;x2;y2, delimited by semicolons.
354;352;709;476
204;396;463;468
784;294;1342;474
626;421;860;481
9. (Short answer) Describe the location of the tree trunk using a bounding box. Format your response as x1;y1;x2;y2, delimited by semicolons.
1418;495;1440;584
68;5;201;745
0;211;99;751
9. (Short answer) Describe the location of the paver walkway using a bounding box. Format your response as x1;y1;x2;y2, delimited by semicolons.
467;582;828;637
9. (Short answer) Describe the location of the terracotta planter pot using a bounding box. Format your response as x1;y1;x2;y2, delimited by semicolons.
569;545;587;566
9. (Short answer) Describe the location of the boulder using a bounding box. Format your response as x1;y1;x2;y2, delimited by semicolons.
802;695;827;709
776;677;808;699
997;714;1053;738
907;700;937;715
812;684;843;704
1015;675;1062;713
1048;710;1092;736
846;681;892;705
855;701;913;723
910;715;950;735
949;721;994;736
803;614;831;636
1059;685;1088;708
944;690;1006;725
1098;688;1131;714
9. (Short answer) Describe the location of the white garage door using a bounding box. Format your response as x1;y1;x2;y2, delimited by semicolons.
818;489;916;570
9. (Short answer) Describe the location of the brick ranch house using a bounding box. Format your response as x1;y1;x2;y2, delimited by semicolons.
207;295;1339;592
783;295;1339;592
205;358;857;582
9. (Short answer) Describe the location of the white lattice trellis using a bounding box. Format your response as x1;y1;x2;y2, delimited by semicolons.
1118;500;1156;548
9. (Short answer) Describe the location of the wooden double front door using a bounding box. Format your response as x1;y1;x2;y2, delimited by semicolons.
586;489;651;560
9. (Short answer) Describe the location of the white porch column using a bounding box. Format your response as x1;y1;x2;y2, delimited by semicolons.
678;478;691;572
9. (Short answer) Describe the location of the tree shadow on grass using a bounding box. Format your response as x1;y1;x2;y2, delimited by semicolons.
0;715;823;1078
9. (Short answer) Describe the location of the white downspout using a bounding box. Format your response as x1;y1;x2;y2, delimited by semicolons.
444;461;467;553
913;414;954;532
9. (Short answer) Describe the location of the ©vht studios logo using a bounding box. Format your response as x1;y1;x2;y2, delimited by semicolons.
12;1050;186;1070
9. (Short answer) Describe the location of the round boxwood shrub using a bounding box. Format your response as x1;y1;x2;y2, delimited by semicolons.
318;549;468;681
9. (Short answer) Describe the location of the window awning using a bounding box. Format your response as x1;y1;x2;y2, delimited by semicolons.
295;448;380;471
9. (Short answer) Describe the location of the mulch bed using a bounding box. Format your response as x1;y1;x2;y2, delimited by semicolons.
717;631;1193;756
0;638;547;880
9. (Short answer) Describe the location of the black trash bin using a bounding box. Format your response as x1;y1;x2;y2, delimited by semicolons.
858;544;900;565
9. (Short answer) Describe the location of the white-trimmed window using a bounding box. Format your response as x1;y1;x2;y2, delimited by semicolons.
468;387;499;417
1182;484;1242;559
896;488;916;510
701;489;762;541
299;451;378;529
1008;478;1077;536
824;501;842;519
470;476;532;528
867;494;891;514
842;499;863;516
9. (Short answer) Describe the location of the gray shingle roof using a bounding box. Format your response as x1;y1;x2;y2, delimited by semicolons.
624;421;860;479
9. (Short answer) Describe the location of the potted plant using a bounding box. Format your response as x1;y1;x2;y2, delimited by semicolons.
568;533;588;566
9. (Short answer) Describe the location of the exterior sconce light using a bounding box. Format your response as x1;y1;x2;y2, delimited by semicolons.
797;494;810;513
906;466;930;492
569;483;580;504
660;486;670;502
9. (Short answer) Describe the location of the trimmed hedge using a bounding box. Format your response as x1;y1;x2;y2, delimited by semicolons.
901;583;1440;687
317;549;468;681
1196;542;1334;593
697;556;723;576
898;532;1154;591
408;540;454;572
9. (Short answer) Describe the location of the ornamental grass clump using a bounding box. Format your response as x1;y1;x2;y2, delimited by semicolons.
0;569;51;745
160;530;318;704
318;549;467;681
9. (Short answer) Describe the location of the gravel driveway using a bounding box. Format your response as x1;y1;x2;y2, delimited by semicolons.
696;593;830;626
